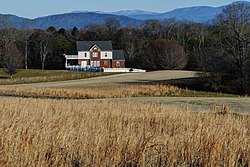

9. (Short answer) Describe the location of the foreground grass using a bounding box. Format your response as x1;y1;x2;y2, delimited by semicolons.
0;98;249;166
0;85;236;99
0;69;114;85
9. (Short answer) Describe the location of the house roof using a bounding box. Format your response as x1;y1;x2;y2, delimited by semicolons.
76;41;113;51
113;50;125;60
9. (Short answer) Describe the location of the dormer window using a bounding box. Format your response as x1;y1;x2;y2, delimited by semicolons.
92;52;98;57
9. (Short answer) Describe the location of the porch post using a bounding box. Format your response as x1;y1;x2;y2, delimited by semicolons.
64;54;67;68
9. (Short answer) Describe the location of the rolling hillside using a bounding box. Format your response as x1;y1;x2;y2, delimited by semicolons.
0;1;249;29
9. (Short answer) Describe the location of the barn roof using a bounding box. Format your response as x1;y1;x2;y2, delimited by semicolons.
76;41;113;51
113;50;125;60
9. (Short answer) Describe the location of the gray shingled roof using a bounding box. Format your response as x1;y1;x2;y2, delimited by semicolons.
76;41;113;51
113;50;125;60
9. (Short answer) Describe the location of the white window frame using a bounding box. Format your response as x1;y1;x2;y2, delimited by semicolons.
116;61;120;67
91;61;100;67
92;52;98;57
97;61;100;67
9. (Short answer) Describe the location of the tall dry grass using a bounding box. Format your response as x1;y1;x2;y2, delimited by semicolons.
0;85;180;99
0;98;249;166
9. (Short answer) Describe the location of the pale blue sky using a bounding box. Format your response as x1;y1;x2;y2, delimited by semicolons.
1;0;248;18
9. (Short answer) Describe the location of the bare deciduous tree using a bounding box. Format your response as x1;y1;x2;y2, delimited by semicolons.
33;31;52;70
19;28;34;70
124;38;147;66
1;43;23;79
0;16;21;44
195;47;229;91
216;2;250;93
190;23;208;50
140;20;163;38
39;36;50;70
151;39;188;70
0;16;24;66
197;2;250;94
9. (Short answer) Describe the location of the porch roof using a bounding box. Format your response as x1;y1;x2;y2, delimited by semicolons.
113;50;125;60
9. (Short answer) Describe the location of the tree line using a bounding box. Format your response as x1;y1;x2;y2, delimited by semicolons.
0;2;249;94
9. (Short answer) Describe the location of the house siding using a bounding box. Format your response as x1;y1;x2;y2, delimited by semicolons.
100;60;112;68
101;51;112;59
112;60;125;68
78;59;90;66
78;51;90;59
65;41;126;69
90;51;101;62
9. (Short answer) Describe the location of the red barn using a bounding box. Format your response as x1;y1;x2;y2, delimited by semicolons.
64;41;125;69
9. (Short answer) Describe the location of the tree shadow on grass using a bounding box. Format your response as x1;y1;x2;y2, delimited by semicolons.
0;76;9;79
152;77;207;91
116;77;205;92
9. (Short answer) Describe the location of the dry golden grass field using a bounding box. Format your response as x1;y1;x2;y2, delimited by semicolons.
0;83;248;113
0;98;249;166
0;71;249;166
0;84;181;99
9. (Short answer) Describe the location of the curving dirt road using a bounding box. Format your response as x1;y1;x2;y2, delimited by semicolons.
4;70;196;88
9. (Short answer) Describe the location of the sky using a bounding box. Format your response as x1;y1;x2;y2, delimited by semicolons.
0;0;249;18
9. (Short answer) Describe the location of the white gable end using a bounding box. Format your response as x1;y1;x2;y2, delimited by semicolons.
101;51;112;59
78;51;90;59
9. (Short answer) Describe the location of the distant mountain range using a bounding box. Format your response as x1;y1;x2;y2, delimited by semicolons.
100;1;250;22
0;1;249;29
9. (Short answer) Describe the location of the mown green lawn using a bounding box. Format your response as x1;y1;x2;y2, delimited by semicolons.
0;69;76;78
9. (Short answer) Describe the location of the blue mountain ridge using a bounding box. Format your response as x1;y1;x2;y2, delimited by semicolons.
112;1;249;22
0;1;249;29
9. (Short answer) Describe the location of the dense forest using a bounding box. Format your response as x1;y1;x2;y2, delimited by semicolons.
0;2;249;94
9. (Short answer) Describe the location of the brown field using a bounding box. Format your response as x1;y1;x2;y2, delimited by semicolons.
0;98;249;166
1;83;247;113
0;85;181;99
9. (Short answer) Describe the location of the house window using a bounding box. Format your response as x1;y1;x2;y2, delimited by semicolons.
84;53;87;57
104;60;108;65
91;61;100;67
92;52;98;57
97;61;100;67
116;61;120;67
